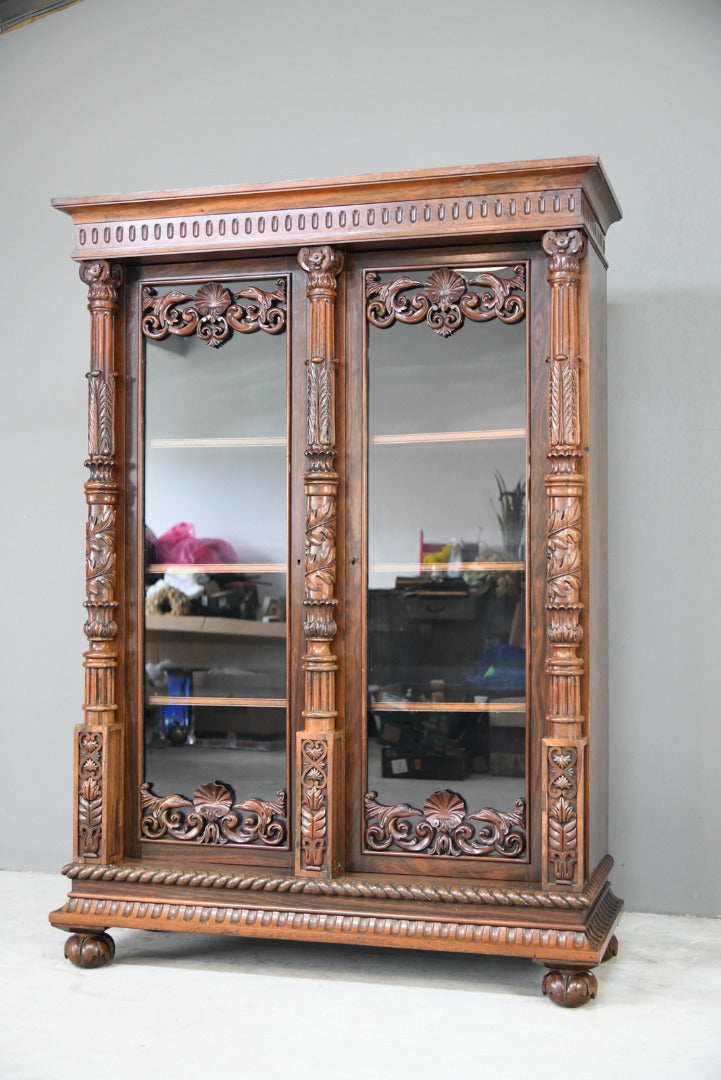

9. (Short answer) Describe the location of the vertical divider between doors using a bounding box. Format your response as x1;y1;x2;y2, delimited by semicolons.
296;246;345;877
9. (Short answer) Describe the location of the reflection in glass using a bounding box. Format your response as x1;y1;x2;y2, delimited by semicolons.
142;279;288;821
365;265;527;847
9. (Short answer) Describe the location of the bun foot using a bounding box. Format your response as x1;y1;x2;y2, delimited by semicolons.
542;968;598;1008
64;932;115;968
602;934;619;962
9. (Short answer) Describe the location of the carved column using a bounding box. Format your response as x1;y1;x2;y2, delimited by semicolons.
74;260;124;863
542;231;587;891
296;246;345;876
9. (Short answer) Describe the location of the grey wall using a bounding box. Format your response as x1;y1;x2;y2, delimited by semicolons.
1;0;719;916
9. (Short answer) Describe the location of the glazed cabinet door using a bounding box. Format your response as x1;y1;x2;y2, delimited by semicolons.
343;245;547;880
124;256;305;870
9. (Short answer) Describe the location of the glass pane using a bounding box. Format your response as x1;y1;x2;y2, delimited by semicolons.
365;264;527;856
142;278;288;835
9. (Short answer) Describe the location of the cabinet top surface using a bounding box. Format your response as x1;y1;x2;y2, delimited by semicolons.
52;156;621;262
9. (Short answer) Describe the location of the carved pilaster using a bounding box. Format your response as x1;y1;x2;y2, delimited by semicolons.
542;230;586;890
297;246;344;876
78;260;123;862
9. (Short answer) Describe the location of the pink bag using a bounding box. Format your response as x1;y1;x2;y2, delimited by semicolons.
154;522;237;565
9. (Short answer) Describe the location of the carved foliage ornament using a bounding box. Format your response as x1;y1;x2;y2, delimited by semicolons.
86;505;116;602
366;265;526;338
140;780;287;846
300;739;329;869
78;732;103;858
547;745;579;883
364;789;526;858
141;278;287;348
306;356;335;452
547;500;582;607
87;370;116;458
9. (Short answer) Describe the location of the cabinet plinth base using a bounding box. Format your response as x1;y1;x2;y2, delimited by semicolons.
51;856;622;998
64;931;115;968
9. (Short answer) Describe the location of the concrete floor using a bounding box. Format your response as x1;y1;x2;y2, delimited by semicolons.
1;871;720;1080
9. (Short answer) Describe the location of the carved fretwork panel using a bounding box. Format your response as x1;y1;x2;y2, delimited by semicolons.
543;739;586;889
141;279;287;348
364;790;527;858
139;781;288;847
365;265;526;337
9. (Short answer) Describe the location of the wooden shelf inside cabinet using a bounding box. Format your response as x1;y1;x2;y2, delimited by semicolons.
150;437;287;449
52;157;622;1006
148;564;286;575
371;700;526;713
373;562;525;574
370;428;525;446
148;695;286;708
145;614;286;640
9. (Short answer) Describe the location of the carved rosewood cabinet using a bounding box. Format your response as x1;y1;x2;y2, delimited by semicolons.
50;158;622;1006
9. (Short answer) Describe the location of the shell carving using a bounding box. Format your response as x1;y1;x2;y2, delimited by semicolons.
424;268;466;310
422;790;466;830
194;282;231;317
193;781;234;820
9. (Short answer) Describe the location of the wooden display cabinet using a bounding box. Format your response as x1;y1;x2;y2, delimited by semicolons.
50;158;622;1006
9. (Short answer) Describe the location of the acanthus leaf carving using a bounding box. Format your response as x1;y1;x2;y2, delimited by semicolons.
305;496;336;599
80;260;123;304
547;500;582;605
139;780;288;847
87;370;117;457
298;245;344;288
542;228;584;267
364;789;526;858
141;278;287;348
86;505;117;600
366;264;526;338
307;356;336;451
